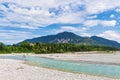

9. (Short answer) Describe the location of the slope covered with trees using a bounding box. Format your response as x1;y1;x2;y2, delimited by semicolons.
20;32;120;49
0;42;119;54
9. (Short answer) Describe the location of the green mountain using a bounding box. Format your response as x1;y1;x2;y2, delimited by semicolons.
21;32;120;48
90;36;120;48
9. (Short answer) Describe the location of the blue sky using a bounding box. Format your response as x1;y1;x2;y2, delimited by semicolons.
0;0;120;44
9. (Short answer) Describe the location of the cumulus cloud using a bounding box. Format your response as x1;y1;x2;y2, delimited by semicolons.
53;26;91;37
87;15;97;19
101;20;116;27
84;20;116;27
98;30;120;43
80;33;91;37
0;0;119;29
83;20;99;27
0;1;86;29
115;8;120;12
85;0;120;14
0;30;39;44
53;26;87;33
0;0;120;44
110;14;115;18
0;0;120;29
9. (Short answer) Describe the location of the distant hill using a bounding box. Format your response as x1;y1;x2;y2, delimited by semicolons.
90;36;120;48
19;32;120;48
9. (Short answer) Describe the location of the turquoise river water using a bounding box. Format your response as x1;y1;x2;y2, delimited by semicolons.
0;55;120;78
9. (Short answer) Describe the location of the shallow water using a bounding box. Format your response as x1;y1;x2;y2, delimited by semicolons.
0;55;120;78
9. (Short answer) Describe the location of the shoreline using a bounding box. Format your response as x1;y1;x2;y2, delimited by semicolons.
1;51;120;65
0;58;118;80
0;52;120;80
32;51;120;65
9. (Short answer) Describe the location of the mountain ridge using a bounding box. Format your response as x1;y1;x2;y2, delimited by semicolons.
20;31;120;48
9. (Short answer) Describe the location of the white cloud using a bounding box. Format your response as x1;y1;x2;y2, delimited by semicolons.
0;1;86;29
85;0;120;14
0;0;120;44
83;20;99;27
0;30;39;44
98;30;120;43
80;33;91;37
110;14;115;18
84;20;116;27
53;26;87;33
8;3;53;16
56;12;85;24
87;15;97;19
0;0;119;29
115;8;120;12
0;4;8;11
53;26;91;37
60;26;80;32
101;20;116;27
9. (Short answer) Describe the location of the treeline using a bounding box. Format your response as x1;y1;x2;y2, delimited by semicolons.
0;41;119;54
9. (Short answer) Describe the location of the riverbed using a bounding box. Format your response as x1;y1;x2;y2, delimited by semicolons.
0;52;120;80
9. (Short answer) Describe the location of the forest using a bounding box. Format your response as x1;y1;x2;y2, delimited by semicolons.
0;41;119;54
